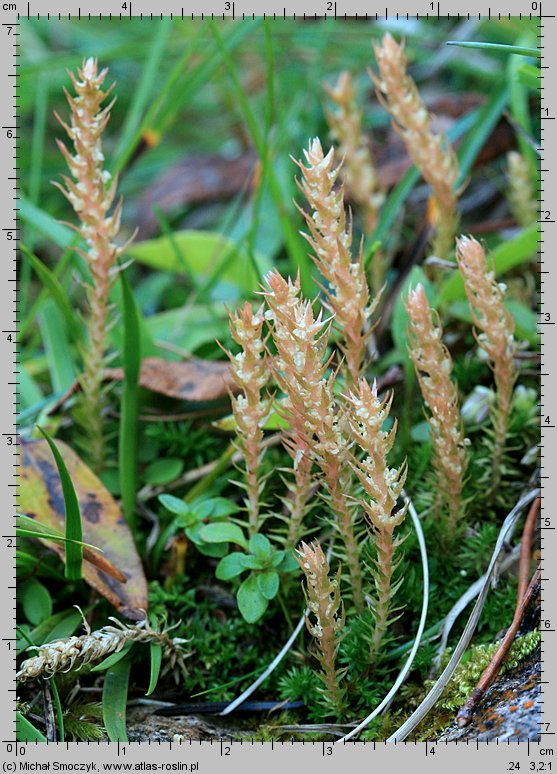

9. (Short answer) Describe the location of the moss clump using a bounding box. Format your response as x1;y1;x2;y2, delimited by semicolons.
435;629;540;711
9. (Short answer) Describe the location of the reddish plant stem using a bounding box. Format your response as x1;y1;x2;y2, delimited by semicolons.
456;497;540;727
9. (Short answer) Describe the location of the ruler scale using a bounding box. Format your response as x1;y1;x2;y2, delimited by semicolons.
1;2;553;771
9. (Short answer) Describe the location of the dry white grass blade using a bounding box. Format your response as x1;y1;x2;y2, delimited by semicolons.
336;495;429;743
219;613;306;716
386;488;539;743
432;543;521;672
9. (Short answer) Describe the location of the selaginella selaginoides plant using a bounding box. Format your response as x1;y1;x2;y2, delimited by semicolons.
506;150;538;229
372;33;459;259
296;540;347;713
16;618;190;684
261;271;314;548
406;283;468;531
456;236;518;490
345;379;408;661
324;71;385;237
55;58;132;471
263;270;366;611
294;138;381;389
224;302;272;536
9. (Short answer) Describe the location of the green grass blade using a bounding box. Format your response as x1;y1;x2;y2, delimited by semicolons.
508;37;537;173
367;167;420;261
146;642;162;696
114;18;172;165
112;26;206;173
153;20;261;136
455;82;509;189
50;677;65;742
19;245;76;342
245;18;275;275
119;270;142;530
37;427;83;580
21;72;48;314
18;391;66;429
16;513;100;551
22;244;81;339
114;20;260;174
208;20;312;293
19;365;43;411
367;108;479;264
92;642;134;673
16;712;47;742
20;195;74;249
38;300;76;394
446;41;540;57
516;61;540;90
103;656;132;742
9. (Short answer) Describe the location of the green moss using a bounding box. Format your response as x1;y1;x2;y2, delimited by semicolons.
435;629;540;711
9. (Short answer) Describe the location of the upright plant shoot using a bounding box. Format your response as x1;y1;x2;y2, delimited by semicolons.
225;302;271;536
456;236;518;489
55;58;131;471
294;138;380;389
346;379;408;660
372;34;459;259
406;283;468;531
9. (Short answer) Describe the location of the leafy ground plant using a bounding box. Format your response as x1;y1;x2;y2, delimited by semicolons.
17;17;540;742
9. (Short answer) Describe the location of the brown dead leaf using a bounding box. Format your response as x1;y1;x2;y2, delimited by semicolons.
106;357;237;402
19;438;148;620
135;151;257;239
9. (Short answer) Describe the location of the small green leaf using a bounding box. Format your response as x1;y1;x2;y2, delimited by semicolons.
127;230;271;299
214;405;289;432
146;643;162;696
158;494;190;518
185;524;227;556
411;421;432;442
215;552;249;580
248;533;273;561
271;550;286;568
238;554;263;570
198;522;248;549
21;578;52;626
257;570;280;600
237;573;269;623
103;657;132;742
145;458;184;486
278;552;300;573
191;497;240;520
